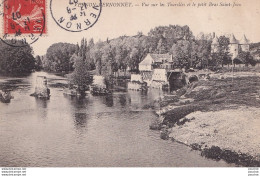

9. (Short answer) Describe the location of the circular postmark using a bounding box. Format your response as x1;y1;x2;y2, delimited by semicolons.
0;0;46;47
50;0;102;32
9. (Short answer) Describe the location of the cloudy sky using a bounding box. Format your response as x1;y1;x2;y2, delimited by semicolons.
26;0;260;55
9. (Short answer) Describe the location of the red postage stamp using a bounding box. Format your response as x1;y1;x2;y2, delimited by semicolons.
3;0;46;35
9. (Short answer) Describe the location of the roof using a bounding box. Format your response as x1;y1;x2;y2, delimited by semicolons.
150;54;172;62
139;53;173;65
139;54;154;65
230;34;239;44
240;35;250;44
212;36;219;45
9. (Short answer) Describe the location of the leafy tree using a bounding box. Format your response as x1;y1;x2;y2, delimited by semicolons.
156;36;168;54
148;25;194;51
193;39;212;68
0;40;35;75
170;40;191;68
44;43;76;72
237;51;256;66
68;56;93;93
89;41;105;75
212;36;232;67
35;55;43;71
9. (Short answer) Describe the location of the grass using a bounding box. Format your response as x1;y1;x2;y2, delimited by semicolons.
200;146;260;167
149;75;260;127
149;72;260;166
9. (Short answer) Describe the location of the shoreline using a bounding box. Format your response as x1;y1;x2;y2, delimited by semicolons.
149;71;260;167
167;107;260;167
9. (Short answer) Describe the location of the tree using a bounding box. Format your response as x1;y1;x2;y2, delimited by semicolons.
193;39;211;69
44;43;76;72
212;36;231;67
0;40;35;75
89;41;105;75
156;36;168;54
237;51;256;66
35;55;43;71
68;56;93;93
148;25;194;51
170;40;191;68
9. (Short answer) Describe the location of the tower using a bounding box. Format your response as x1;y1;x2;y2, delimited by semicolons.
229;34;239;59
211;35;219;53
240;34;250;52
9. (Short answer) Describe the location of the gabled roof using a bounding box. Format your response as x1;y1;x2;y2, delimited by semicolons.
150;53;172;62
139;53;173;65
240;35;250;44
139;54;154;65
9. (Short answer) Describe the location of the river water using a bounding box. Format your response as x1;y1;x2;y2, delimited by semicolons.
0;72;232;167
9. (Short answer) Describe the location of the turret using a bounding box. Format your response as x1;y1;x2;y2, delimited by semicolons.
229;34;239;59
240;35;250;52
211;35;219;53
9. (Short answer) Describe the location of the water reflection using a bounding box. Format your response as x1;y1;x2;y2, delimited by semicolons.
103;95;114;107
35;98;49;119
64;94;89;109
63;95;90;134
74;113;88;128
118;94;127;107
0;72;233;167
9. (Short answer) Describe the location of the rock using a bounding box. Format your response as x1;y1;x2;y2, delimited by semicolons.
149;120;162;130
30;76;50;99
0;90;13;103
160;129;170;140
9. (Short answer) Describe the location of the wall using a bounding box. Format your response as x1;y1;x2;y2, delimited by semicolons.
152;69;167;82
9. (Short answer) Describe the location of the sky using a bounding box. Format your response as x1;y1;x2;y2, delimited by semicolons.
5;0;260;56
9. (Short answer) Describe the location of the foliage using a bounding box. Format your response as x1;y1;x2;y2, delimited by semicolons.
237;51;256;66
211;36;232;67
42;25;257;75
35;55;43;71
43;43;76;72
68;56;93;92
0;40;35;75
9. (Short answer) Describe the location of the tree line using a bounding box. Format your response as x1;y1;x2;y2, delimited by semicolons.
0;25;257;76
40;25;257;76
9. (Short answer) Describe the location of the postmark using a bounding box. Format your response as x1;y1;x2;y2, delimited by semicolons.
50;0;102;32
0;0;46;47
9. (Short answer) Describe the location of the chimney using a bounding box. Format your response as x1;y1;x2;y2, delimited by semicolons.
213;32;215;38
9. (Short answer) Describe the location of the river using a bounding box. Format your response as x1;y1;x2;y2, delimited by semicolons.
0;72;233;167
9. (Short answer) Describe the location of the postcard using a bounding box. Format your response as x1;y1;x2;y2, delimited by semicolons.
0;0;259;171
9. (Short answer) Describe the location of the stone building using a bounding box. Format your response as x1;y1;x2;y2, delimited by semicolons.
211;34;250;59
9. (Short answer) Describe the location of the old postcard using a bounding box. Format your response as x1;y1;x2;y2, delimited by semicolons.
0;0;260;171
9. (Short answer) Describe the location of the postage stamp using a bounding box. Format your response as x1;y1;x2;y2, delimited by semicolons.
50;0;102;32
0;0;46;47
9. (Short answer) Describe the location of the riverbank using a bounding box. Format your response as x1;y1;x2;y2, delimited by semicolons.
149;71;260;166
1;71;232;167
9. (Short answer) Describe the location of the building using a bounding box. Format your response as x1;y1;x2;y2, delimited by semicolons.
139;53;173;72
211;35;219;53
138;53;174;82
211;34;250;59
137;53;185;91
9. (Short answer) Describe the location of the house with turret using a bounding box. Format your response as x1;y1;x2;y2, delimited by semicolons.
211;34;250;59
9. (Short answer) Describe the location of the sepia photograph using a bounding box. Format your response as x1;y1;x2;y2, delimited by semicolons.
0;0;259;172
